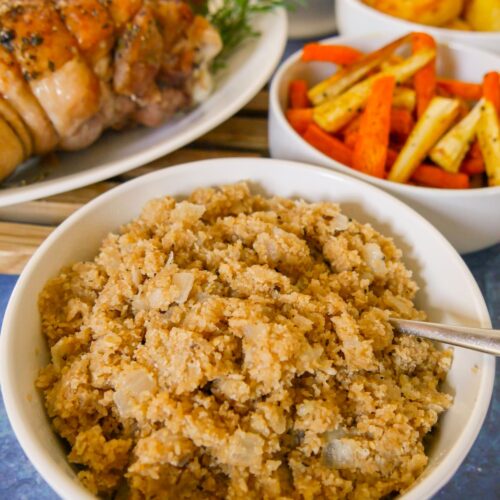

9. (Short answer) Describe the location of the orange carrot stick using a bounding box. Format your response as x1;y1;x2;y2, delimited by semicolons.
303;123;353;166
386;148;399;169
412;165;470;189
390;107;415;136
341;115;361;136
437;78;482;101
460;157;485;175
412;33;437;118
344;132;358;150
460;141;485;174
469;140;483;159
341;115;362;149
286;108;313;134
352;75;395;177
289;80;310;109
482;71;500;114
302;43;363;65
345;108;414;144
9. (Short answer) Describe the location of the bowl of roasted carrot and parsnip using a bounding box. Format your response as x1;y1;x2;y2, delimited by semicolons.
336;0;500;54
269;32;500;254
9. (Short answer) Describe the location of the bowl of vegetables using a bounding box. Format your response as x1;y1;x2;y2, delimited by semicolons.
269;32;500;253
336;0;500;54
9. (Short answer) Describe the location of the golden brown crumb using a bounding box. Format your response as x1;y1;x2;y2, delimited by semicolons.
37;183;452;499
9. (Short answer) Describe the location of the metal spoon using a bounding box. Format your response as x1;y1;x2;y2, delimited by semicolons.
390;318;500;356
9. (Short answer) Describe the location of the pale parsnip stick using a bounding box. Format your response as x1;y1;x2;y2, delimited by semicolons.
388;97;460;183
313;48;435;133
476;100;500;186
308;34;412;106
430;99;484;173
393;87;416;112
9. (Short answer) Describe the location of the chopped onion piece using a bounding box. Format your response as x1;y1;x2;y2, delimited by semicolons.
172;272;194;304
363;243;387;277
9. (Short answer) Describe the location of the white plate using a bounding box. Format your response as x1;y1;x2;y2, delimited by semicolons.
0;158;495;500
0;10;287;208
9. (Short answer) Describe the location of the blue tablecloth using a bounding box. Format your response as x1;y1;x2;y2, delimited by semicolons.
0;244;498;498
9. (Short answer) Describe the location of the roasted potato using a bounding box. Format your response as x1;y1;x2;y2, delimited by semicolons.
465;0;500;31
443;18;472;30
363;0;464;27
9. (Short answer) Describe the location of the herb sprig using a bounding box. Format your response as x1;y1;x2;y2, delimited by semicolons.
194;0;299;70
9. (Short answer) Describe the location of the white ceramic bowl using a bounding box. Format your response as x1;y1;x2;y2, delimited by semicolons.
0;158;495;499
269;33;500;254
336;0;500;54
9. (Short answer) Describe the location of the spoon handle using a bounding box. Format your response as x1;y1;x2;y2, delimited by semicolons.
389;318;500;356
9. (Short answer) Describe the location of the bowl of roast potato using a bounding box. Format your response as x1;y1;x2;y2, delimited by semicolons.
336;0;500;53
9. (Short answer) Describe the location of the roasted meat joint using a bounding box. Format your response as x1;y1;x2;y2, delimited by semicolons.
0;0;222;180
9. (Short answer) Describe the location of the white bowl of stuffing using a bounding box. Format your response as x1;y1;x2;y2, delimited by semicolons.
336;0;500;53
0;158;494;500
269;32;500;253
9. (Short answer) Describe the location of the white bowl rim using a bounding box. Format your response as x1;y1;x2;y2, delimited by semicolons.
270;32;500;197
0;157;495;499
342;0;500;39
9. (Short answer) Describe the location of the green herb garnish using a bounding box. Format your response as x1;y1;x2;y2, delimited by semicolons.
194;0;299;70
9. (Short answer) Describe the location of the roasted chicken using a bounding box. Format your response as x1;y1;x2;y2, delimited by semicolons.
0;0;222;180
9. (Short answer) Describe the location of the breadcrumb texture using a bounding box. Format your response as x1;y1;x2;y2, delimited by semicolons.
37;183;452;499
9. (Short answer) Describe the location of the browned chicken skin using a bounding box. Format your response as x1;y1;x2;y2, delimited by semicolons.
155;0;196;85
0;0;221;178
107;0;143;30
55;0;116;78
0;0;102;137
113;3;164;100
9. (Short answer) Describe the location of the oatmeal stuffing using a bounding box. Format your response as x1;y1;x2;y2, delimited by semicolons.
36;182;453;499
